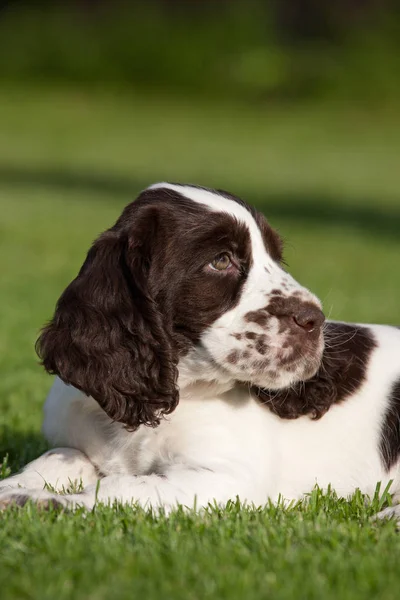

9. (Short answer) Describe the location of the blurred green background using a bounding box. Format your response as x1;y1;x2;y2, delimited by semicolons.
1;2;400;598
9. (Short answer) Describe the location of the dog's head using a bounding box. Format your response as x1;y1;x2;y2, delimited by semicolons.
37;183;325;428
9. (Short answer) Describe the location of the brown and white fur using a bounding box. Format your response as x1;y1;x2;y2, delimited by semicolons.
1;183;399;522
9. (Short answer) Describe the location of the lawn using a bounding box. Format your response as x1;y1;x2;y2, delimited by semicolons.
0;87;400;599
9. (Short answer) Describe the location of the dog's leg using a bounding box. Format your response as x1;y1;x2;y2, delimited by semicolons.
0;448;99;494
375;499;400;526
0;466;249;512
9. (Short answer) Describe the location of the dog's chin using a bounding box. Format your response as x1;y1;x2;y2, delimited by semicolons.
247;351;324;391
292;357;322;384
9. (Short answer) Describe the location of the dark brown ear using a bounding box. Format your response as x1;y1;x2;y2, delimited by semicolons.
36;211;178;429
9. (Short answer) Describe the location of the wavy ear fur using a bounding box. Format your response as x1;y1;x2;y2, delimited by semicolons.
36;209;178;429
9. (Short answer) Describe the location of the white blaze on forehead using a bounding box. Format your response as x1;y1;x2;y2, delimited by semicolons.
148;182;269;264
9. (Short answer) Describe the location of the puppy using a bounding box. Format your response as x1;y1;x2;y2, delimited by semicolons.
0;183;399;521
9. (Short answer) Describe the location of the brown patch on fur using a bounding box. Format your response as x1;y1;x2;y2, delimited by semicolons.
278;318;292;334
227;351;239;364
250;357;271;370
245;332;257;340
380;379;400;470
244;310;270;327
231;333;243;340
255;336;268;355
266;369;277;380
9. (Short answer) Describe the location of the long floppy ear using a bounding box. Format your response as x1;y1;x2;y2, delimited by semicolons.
36;210;178;430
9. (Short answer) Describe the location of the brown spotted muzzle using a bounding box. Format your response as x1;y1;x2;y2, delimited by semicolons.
268;297;325;334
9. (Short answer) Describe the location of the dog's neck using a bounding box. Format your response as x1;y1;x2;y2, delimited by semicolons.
177;346;235;400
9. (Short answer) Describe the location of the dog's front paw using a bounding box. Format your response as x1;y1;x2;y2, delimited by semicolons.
0;490;67;511
374;505;400;527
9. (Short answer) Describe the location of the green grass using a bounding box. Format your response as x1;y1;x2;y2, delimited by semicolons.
0;491;399;600
0;87;400;599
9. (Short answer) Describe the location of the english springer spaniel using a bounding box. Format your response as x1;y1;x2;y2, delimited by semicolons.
1;183;400;522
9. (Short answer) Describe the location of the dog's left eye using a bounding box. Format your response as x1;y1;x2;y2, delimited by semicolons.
209;253;232;271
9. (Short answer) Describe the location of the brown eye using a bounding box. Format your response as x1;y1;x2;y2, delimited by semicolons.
210;253;232;271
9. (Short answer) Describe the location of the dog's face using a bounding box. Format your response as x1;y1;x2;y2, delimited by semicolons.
37;183;325;428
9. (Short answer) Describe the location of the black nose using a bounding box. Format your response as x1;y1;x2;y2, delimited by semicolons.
293;305;325;332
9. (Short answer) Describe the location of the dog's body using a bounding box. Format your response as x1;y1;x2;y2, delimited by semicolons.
1;183;400;519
